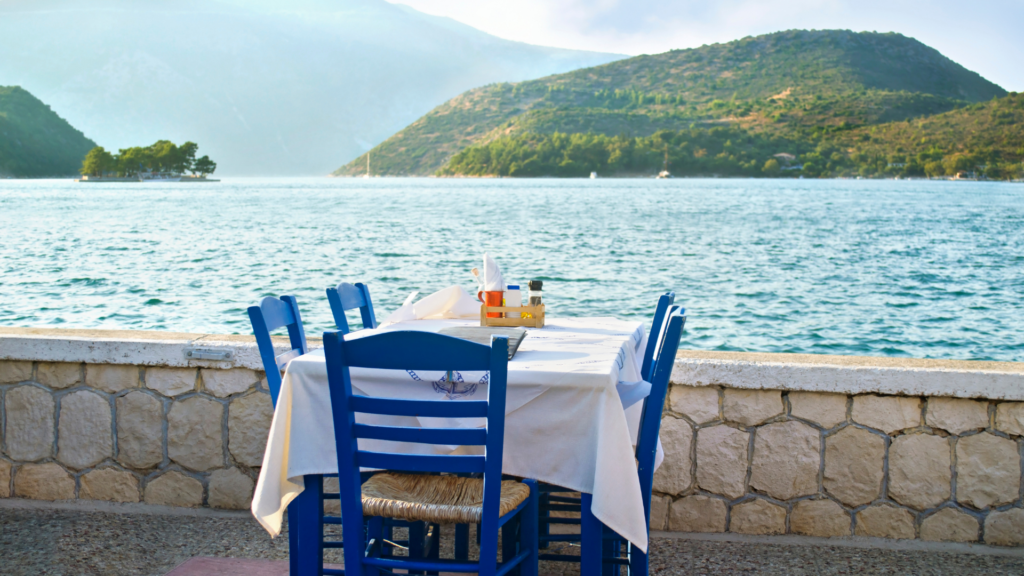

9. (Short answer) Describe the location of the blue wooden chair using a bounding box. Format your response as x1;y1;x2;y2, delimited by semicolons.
540;310;687;576
538;293;679;551
318;329;539;576
326;281;377;333
247;295;311;575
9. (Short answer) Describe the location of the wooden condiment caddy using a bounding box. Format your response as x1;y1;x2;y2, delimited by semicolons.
480;304;545;328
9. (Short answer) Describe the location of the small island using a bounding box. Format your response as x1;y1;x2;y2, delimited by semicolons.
78;140;218;182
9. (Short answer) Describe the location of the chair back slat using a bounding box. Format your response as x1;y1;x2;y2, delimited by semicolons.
641;292;675;381
324;329;511;575
635;311;686;528
342;331;493;371
350;395;489;418
247;295;307;406
353;423;488;445
356;451;487;473
647;304;682;380
327;281;377;333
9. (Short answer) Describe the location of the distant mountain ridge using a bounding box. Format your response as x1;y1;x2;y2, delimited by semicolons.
335;29;1007;176
0;86;95;177
0;0;622;175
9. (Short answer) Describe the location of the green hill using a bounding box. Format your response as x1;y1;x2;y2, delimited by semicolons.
0;86;96;177
333;29;1007;177
437;93;1024;179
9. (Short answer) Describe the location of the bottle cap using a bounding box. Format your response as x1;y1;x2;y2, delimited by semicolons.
507;285;520;290
528;280;543;290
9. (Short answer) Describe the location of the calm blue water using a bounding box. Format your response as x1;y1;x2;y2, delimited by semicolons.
1;178;1022;361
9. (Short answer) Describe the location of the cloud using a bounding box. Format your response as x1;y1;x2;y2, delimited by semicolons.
394;0;1023;91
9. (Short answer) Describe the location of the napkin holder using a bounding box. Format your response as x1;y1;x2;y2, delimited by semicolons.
480;304;545;328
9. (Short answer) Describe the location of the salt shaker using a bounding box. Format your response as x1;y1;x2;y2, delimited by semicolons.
504;284;522;318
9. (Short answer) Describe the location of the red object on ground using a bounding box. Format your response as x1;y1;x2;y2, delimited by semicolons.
164;557;343;576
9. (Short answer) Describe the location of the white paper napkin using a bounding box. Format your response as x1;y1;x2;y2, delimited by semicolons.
482;253;504;292
380;286;480;326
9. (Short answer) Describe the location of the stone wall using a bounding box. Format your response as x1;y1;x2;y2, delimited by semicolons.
3;329;1024;546
651;352;1024;546
0;360;270;509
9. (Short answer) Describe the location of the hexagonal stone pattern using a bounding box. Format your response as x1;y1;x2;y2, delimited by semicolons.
668;385;719;423
729;498;786;535
888;434;950;510
4;385;55;461
116;391;165;469
57;390;113;470
36;362;82;389
668;495;726;533
851;395;921;434
0;360;33;384
723;389;783;427
146;367;197;397
749;420;819;501
984;508;1024;546
203;368;259;398
855;504;915;539
996;402;1024;436
789;392;847;429
652;417;693;496
208;467;255;509
14;463;75;500
956;432;1020;509
696;425;749;499
168;396;224;471
228;392;274;467
144;471;203;507
925;398;988;435
791;499;850;537
920;508;978;542
80;468;140;503
85;364;139;394
824;426;884;507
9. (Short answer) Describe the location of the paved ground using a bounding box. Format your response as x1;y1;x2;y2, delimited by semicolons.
3;505;1024;576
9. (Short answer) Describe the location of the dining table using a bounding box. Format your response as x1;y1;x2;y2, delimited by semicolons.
251;312;661;574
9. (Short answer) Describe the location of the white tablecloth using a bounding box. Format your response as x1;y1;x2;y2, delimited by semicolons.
252;316;654;552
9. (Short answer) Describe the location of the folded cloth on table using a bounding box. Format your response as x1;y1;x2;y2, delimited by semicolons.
380;286;480;326
482;253;504;292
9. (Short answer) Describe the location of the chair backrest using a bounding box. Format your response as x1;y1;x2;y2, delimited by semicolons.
323;329;509;574
635;310;686;528
326;281;377;334
247;295;308;406
640;292;675;381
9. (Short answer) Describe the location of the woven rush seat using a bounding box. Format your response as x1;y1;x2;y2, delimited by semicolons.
361;472;531;524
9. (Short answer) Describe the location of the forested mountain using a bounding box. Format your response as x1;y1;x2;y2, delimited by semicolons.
439;93;1024;179
0;0;621;175
0;86;95;177
335;30;1010;177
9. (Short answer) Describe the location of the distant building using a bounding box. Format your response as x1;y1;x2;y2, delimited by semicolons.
773;153;797;163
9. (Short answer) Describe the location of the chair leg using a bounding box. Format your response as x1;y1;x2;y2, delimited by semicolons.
520;480;539;576
581;494;602;576
295;475;324;576
287;507;300;576
502;516;520;576
454;524;470;560
629;543;648;576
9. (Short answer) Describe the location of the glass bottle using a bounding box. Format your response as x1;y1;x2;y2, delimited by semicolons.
528;280;543;306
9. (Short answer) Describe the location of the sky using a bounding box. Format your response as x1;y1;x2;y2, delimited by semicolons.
395;0;1024;92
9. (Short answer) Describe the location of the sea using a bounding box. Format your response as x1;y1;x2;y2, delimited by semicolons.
1;177;1022;362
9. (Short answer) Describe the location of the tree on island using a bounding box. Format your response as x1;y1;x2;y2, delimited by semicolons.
80;140;213;178
192;155;217;177
81;146;116;176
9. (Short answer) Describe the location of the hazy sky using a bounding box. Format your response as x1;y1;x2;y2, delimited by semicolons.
395;0;1023;92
